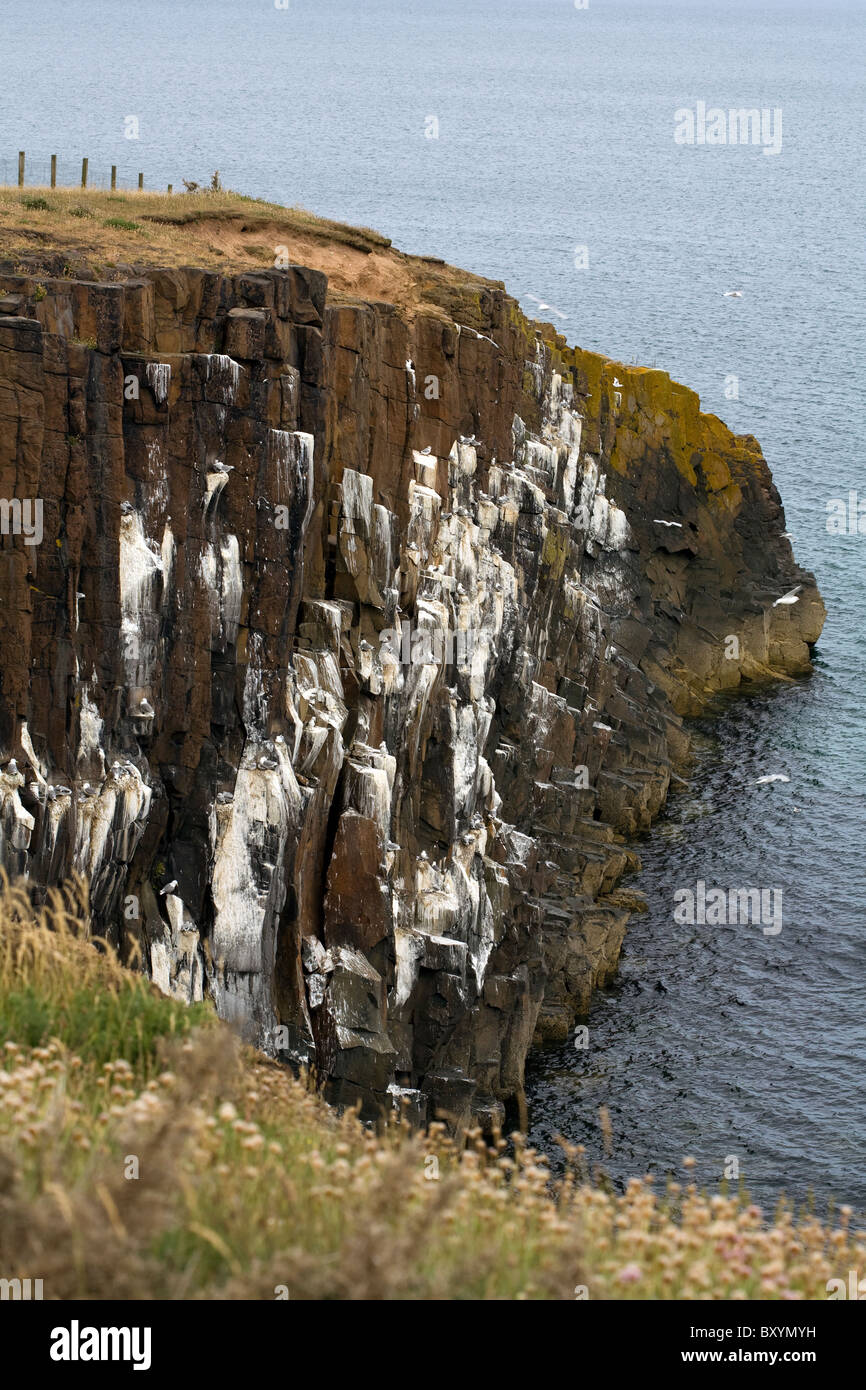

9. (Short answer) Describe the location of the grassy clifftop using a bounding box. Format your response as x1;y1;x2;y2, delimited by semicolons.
0;185;504;324
0;877;859;1301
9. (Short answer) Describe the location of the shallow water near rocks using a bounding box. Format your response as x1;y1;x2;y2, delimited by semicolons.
528;675;866;1216
3;0;864;1209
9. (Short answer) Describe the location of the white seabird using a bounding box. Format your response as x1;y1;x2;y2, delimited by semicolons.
524;293;568;321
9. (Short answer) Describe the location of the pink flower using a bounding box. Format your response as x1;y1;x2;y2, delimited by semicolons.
618;1263;643;1284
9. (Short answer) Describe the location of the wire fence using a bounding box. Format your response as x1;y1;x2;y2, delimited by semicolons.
0;152;173;193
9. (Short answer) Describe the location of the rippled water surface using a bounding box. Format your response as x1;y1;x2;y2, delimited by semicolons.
2;0;864;1211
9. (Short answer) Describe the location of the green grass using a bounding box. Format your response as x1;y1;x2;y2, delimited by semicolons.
0;981;212;1075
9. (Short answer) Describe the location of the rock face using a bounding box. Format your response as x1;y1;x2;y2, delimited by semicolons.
0;248;824;1133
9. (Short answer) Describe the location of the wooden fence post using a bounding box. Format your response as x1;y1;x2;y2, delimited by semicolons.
138;172;143;190
50;155;57;188
81;157;88;188
17;152;24;186
111;165;117;191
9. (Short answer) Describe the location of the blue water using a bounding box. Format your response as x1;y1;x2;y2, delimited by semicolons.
2;0;864;1213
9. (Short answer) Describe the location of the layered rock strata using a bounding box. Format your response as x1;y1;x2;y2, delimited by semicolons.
0;248;824;1131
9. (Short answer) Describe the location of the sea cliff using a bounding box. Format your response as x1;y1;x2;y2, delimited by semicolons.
0;193;824;1132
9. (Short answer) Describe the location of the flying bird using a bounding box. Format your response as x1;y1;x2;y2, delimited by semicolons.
524;294;568;321
755;774;790;785
773;586;802;607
